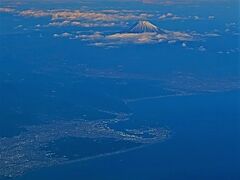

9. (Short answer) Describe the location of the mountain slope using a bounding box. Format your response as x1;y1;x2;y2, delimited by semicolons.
129;21;165;34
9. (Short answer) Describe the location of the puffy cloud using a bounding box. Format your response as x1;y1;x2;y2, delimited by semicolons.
224;22;239;35
159;13;183;20
0;7;15;13
167;31;194;41
19;10;51;17
17;9;153;22
106;32;158;44
159;13;202;21
55;29;197;47
13;8;153;28
53;32;72;38
193;16;200;20
71;21;117;27
1;6;223;49
217;48;240;55
75;32;104;41
48;20;71;27
47;20;119;28
208;16;215;19
53;25;222;49
182;42;187;47
51;10;152;22
198;46;206;52
203;33;220;37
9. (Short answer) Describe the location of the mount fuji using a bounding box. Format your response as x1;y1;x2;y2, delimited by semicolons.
128;20;166;34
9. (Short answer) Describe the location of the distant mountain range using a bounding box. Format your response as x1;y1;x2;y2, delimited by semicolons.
128;20;166;34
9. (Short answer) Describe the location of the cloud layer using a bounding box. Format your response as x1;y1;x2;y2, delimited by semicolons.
53;29;199;47
0;5;230;50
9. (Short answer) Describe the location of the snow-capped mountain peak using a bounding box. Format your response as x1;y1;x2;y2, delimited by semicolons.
129;20;164;33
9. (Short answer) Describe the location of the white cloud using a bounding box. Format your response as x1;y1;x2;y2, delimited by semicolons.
48;20;71;27
19;10;51;17
159;13;203;21
208;16;215;19
18;9;153;23
75;32;104;41
56;29;197;47
0;7;15;13
198;46;206;52
53;32;72;38
193;16;200;20
47;20;119;28
159;13;174;19
1;6;223;49
182;42;187;47
12;8;154;29
106;32;157;43
217;48;240;55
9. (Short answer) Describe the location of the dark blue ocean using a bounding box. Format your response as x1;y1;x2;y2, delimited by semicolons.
15;91;240;180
